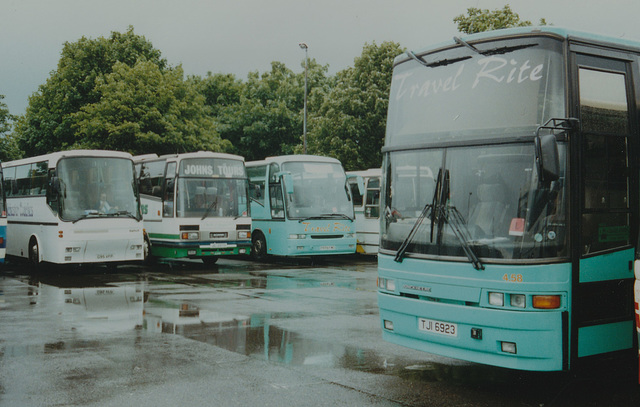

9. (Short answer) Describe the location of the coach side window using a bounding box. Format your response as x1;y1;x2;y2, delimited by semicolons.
31;162;48;195
3;167;16;197
138;161;166;198
247;165;267;206
10;161;48;197
163;162;176;217
579;67;631;254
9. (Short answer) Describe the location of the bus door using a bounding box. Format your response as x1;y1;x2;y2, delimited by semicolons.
571;48;638;367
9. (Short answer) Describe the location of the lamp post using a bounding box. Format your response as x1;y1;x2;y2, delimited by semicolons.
299;42;308;154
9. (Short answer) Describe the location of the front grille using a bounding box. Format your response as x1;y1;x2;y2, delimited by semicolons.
311;235;343;239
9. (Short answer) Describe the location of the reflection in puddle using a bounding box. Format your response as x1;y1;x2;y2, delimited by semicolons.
142;303;448;379
27;282;145;333
146;309;376;369
6;264;589;392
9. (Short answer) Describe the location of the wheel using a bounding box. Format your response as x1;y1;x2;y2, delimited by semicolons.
252;232;268;260
201;256;218;265
29;237;41;268
143;234;155;264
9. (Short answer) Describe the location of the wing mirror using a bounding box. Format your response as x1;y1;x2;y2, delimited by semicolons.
534;134;560;183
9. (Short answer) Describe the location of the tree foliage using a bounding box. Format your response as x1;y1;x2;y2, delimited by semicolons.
72;61;229;154
305;41;403;171
14;27;228;156
0;95;21;161
454;4;547;34
13;29;404;170
197;60;329;161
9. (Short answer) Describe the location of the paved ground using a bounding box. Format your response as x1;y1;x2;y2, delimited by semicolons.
0;256;639;406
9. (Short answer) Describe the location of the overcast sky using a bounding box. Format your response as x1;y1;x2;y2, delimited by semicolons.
1;0;639;116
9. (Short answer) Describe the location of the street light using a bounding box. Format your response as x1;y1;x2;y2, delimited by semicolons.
299;42;308;154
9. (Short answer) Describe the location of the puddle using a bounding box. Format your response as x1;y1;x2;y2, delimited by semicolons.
2;261;593;392
147;311;393;371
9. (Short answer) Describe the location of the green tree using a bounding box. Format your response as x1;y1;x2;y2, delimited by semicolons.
198;60;329;161
235;62;302;160
72;61;230;154
454;5;547;34
15;27;168;156
191;72;244;118
305;41;403;171
0;95;22;161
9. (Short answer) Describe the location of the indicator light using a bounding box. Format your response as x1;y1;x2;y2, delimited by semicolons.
377;278;396;292
533;295;561;309
181;232;199;240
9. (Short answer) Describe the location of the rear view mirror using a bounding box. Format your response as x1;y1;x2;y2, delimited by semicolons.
276;171;294;194
51;176;62;195
534;134;560;183
347;174;365;196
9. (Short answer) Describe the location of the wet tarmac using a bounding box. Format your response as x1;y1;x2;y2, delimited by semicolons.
1;256;639;406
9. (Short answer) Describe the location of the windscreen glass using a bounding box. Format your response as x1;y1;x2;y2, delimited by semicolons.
381;143;568;261
58;157;139;221
176;158;249;219
281;161;353;220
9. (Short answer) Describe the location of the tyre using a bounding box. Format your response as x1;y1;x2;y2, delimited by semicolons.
202;256;218;265
29;237;41;269
252;232;268;260
143;234;155;264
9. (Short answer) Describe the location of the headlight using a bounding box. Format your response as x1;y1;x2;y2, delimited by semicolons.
488;292;504;307
377;277;396;292
510;294;526;308
181;232;199;240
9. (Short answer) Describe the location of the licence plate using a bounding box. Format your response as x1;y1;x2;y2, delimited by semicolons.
319;245;335;251
209;243;231;248
418;318;458;337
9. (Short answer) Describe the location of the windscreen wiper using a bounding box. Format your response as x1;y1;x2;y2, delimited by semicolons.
453;37;538;56
393;166;484;269
299;213;353;222
394;203;433;263
430;169;448;243
201;200;217;220
394;168;444;263
72;210;102;224
436;169;483;270
405;51;471;68
445;206;484;270
480;43;539;56
408;41;538;70
324;213;354;221
115;210;139;220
